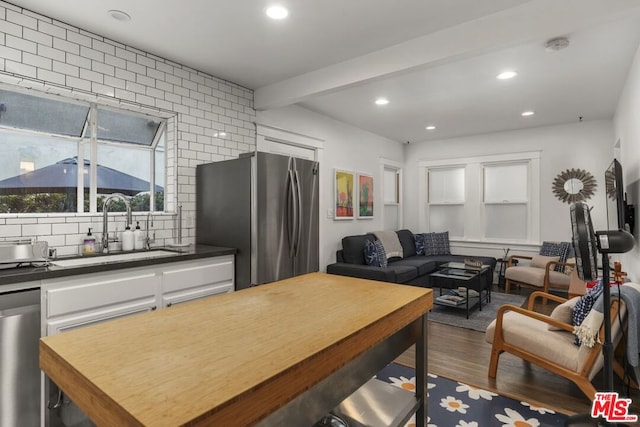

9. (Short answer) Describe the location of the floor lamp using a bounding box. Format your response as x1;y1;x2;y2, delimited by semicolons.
569;202;634;426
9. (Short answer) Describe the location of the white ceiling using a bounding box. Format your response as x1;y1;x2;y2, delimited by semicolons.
7;0;640;143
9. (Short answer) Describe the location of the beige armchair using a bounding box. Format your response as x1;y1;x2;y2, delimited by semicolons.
504;254;574;297
486;291;627;401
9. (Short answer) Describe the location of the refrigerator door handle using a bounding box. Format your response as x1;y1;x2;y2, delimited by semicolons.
294;169;303;257
287;169;297;258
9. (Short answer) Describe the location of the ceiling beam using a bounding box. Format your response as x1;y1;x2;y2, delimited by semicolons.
254;0;640;110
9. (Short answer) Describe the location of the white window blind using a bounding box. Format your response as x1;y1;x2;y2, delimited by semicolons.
483;162;529;239
428;167;464;236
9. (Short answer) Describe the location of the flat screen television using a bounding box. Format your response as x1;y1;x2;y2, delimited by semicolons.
604;159;635;235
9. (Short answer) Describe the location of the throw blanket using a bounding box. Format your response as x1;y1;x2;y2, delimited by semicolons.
573;282;640;367
372;231;403;259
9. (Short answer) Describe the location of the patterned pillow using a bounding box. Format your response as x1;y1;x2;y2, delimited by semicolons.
423;231;451;256
540;241;572;272
572;280;603;345
414;233;426;255
364;239;388;268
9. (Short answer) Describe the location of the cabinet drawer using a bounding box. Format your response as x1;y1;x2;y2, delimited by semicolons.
45;272;157;318
162;257;233;293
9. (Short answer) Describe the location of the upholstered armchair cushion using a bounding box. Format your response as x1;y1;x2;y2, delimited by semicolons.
505;266;571;288
530;255;560;269
486;311;579;371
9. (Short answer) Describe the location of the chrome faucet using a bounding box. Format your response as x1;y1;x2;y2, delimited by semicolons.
144;212;155;250
102;193;132;254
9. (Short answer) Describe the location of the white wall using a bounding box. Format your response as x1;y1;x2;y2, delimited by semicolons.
614;41;640;281
0;2;255;255
404;120;614;257
256;105;405;270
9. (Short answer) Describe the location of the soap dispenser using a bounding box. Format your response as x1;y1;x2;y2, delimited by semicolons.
82;228;96;255
133;221;143;250
122;225;134;251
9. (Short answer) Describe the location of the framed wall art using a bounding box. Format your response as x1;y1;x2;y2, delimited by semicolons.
334;169;354;219
357;173;374;219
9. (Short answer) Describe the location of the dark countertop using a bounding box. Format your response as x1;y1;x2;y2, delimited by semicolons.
0;244;237;288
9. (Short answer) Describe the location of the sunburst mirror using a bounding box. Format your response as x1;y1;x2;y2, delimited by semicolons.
552;168;597;203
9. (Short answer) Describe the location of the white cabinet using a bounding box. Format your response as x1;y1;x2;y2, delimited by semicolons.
161;255;234;307
41;255;235;336
42;267;159;336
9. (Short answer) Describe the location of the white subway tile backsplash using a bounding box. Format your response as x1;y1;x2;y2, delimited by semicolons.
65;75;91;92
1;3;256;253
66;31;91;48
42;234;66;247
0;224;22;237
0;17;21;37
92;61;115;77
5;60;36;77
5;33;35;52
0;44;21;62
22;223;52;236
37;69;65;85
23;51;51;69
38;20;65;39
92;39;115;55
53;37;79;55
52;60;79;77
79;68;103;84
80;45;104;62
65;52;91;69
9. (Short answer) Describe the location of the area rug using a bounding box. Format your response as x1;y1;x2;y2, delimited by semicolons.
428;291;527;332
376;363;567;427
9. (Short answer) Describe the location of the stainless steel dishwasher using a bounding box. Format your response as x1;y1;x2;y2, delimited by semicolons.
0;288;41;427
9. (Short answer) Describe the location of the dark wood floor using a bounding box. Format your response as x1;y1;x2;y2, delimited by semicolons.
395;288;640;417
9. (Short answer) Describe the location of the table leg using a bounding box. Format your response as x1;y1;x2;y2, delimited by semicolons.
415;313;427;427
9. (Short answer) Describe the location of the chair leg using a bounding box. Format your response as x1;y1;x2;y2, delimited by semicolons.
573;378;597;401
504;279;511;294
488;345;502;378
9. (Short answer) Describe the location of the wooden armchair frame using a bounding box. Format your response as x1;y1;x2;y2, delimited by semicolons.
488;291;625;401
504;255;575;297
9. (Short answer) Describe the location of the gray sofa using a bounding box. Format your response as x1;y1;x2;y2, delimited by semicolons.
326;229;497;287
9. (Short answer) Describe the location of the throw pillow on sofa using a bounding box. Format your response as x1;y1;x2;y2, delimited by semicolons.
414;233;426;255
423;231;451;256
364;239;388;268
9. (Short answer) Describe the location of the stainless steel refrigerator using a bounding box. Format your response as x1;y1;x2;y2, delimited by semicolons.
196;152;319;290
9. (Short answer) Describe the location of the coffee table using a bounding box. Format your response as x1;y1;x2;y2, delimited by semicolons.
428;262;492;319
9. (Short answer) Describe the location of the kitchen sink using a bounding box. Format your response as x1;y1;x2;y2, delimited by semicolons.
50;250;180;268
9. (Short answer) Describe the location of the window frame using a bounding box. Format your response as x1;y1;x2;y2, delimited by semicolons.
418;151;540;243
0;85;172;215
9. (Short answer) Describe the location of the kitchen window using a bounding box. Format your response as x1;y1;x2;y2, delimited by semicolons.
0;88;167;214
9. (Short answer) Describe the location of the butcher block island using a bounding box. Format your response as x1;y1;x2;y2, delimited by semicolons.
40;273;433;426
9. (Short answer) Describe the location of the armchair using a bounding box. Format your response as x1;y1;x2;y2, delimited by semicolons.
486;291;627;401
504;241;574;298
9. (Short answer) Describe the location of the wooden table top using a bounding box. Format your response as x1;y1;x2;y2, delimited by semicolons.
40;272;433;426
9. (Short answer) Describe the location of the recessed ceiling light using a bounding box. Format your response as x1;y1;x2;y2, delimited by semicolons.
425;125;436;131
375;98;389;106
497;70;517;80
108;9;131;22
266;5;289;20
521;111;535;117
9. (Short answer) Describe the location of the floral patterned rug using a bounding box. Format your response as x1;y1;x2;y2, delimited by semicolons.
376;363;567;427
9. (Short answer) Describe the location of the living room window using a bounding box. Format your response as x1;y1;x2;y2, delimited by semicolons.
483;162;529;240
427;167;465;237
0;87;168;214
419;152;540;243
